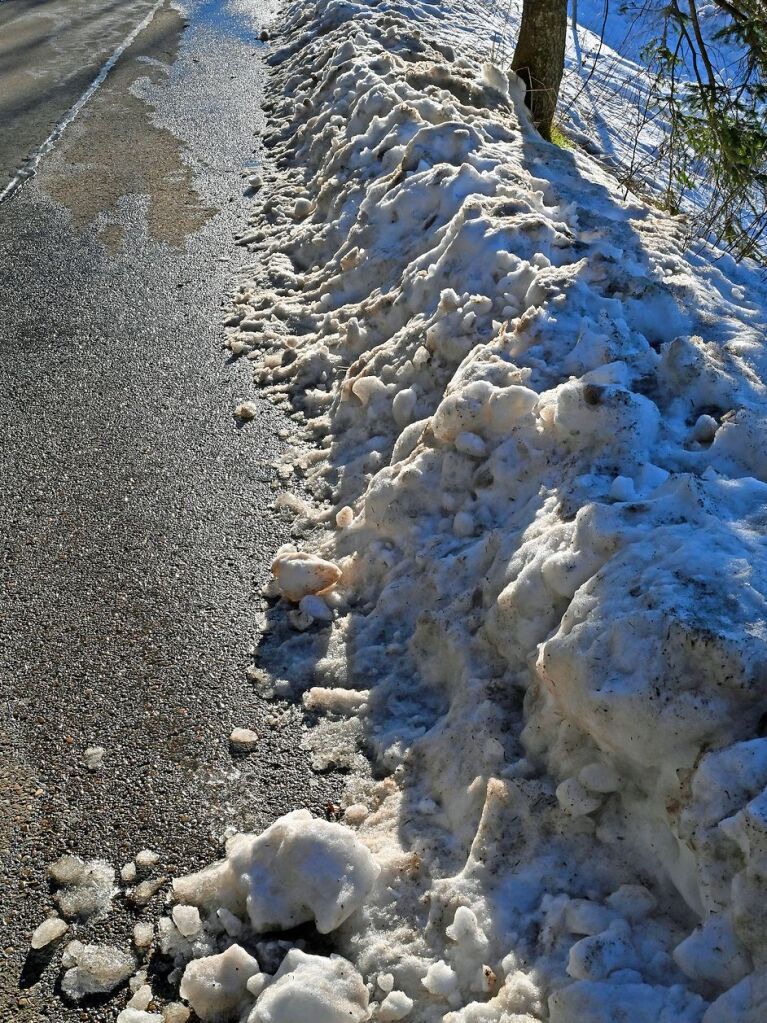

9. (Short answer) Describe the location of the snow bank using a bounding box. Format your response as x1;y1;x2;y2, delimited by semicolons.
163;0;767;1019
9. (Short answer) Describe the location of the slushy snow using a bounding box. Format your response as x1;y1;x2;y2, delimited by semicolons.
144;0;767;1019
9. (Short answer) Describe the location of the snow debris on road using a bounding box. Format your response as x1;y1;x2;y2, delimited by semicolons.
49;853;116;921
229;726;260;752
29;915;68;950
146;0;767;1019
60;940;135;1000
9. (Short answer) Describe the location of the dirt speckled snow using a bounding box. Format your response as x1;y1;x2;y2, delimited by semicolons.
68;0;767;1020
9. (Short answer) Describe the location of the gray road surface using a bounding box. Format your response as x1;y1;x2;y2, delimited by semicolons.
0;2;337;1019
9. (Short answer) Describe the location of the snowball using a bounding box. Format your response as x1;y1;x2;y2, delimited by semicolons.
128;876;167;907
248;949;368;1023
226;809;380;933
30;917;68;949
172;904;202;938
378;973;395;993
49;854;87;886
393;387;417;426
229;728;259;752
271;551;342;601
61;943;135;1000
180;944;261;1022
691;413;718;442
379;990;414;1021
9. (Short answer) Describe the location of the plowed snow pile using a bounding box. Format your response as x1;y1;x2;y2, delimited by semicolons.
163;1;767;1020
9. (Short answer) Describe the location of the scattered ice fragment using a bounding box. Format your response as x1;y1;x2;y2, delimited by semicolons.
234;401;258;421
377;973;395;993
180;944;261;1022
135;849;160;871
128;984;153;1010
117;1011;162;1023
248;949;368;1023
128;876;167;907
84;745;106;771
30;916;68;949
171;904;202;938
270;551;341;601
303;687;369;715
49;854;86;886
60;943;135;1000
133;921;154;949
229;727;259;753
379;990;414;1021
298;594;333;622
122;862;137;883
50;856;116;921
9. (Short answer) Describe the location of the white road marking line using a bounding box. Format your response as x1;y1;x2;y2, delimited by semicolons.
0;0;165;205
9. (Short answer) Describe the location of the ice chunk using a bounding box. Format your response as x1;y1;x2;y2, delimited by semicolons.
298;594;333;622
133;922;154;949
135;849;160;871
248;949;368;1023
379;990;413;1021
270;551;341;602
30;916;68;949
230;728;259;752
226;809;379;933
60;943;135;1000
180;944;261;1022
422;960;459;998
50;856;116;921
172;904;202;938
117;1011;163;1023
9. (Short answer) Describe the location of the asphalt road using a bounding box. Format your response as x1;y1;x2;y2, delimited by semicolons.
0;2;338;1019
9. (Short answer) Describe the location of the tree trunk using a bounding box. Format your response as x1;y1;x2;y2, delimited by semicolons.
511;0;568;141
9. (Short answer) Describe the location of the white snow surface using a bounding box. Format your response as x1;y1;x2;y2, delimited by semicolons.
167;0;767;1020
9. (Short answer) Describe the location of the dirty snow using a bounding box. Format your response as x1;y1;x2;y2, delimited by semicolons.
40;0;767;1019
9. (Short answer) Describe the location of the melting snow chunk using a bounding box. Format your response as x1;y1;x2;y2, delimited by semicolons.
60;942;134;1000
30;917;68;949
248;949;369;1023
180;944;262;1022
